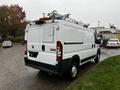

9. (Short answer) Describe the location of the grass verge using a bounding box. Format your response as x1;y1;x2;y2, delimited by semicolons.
66;55;120;90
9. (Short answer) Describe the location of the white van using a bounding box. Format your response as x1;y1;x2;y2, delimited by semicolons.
24;11;101;78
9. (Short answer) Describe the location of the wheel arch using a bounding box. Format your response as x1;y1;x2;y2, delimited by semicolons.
71;55;80;67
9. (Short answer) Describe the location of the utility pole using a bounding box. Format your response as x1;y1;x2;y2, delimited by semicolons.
98;20;100;27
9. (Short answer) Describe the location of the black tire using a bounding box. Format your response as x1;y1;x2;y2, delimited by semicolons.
94;52;100;63
68;62;78;79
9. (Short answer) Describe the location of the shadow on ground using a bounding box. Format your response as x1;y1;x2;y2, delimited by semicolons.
1;62;96;90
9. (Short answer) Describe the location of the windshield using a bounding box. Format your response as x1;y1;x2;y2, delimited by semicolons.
109;40;119;42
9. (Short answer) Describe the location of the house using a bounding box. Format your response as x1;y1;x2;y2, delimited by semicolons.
90;27;118;40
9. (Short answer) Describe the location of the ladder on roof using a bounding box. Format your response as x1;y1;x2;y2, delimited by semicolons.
47;10;89;28
48;10;70;20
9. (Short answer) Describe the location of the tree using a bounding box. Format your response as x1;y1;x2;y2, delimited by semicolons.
0;4;26;39
0;5;9;38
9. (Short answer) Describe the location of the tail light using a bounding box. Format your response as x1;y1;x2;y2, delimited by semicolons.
56;41;63;62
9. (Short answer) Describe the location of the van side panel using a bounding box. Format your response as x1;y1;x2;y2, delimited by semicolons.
60;22;97;62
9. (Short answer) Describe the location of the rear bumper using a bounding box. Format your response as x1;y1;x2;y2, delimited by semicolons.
24;57;71;75
2;46;12;48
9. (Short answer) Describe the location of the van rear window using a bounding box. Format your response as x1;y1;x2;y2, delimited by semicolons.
42;26;54;43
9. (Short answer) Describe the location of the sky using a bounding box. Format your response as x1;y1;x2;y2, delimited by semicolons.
0;0;120;28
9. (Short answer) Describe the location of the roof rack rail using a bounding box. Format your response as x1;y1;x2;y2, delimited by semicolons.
30;10;90;28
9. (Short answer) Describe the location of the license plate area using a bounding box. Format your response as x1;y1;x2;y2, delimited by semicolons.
29;51;38;58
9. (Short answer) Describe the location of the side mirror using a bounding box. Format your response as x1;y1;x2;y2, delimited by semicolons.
95;39;101;44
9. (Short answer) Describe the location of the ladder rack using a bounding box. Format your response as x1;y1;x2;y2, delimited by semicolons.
47;10;89;28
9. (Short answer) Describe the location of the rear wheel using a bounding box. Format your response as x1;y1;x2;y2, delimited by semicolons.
68;62;78;79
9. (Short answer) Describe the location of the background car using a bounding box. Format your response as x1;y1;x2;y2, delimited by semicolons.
2;40;12;48
106;39;120;48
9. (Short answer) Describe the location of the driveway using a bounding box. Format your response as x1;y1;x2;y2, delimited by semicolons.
100;47;120;61
0;44;120;90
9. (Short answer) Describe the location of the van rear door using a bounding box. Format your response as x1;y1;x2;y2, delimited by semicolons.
27;25;42;51
27;24;57;65
42;25;54;43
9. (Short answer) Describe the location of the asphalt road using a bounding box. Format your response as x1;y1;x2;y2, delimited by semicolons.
0;44;120;90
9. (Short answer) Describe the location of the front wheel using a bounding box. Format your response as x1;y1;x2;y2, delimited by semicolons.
94;53;100;63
